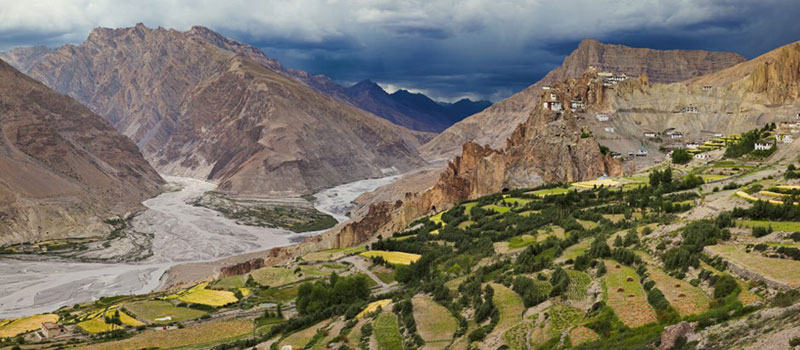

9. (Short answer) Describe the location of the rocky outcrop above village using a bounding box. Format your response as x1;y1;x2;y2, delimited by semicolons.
18;24;428;197
421;39;745;162
0;58;164;245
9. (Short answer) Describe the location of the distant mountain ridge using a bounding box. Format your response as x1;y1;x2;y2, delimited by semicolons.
342;80;491;132
6;24;428;197
0;58;164;245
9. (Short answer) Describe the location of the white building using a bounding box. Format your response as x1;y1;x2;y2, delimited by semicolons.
714;133;724;138
611;152;623;159
754;142;773;151
694;153;710;160
644;132;657;138
596;114;610;122
680;106;699;113
702;85;713;91
570;101;585;111
604;127;615;133
543;101;562;111
636;148;649;156
549;93;557;101
667;131;683;139
686;142;700;149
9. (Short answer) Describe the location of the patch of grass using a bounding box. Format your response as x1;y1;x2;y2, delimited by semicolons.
299;265;330;277
602;214;626;223
178;282;238;307
647;267;710;316
482;204;511;214
508;234;538;249
124;300;206;324
503;197;532;206
280;319;330;350
706;244;800;288
700;174;728;181
0;314;58;337
561;239;592;261
576;219;599;230
462;201;478;214
537;225;566;242
412;295;457;346
212;275;245;289
504;322;531;350
373;312;404;350
251;267;300;287
360;250;422;265
548;304;583;337
302;246;366;262
526;187;570;197
566;270;592;300
457;220;476;229
258;283;303;303
736;220;800;233
370;264;396;284
571;179;620;189
602;260;657;328
520;210;541;217
430;211;445;225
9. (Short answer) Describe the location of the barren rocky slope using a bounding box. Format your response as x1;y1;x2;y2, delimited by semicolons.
0;58;164;245
15;24;428;197
421;38;746;162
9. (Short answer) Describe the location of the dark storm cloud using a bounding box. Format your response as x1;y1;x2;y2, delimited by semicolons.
1;0;800;102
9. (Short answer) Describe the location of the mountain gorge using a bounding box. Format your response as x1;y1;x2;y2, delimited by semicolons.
8;24;429;197
0;58;164;245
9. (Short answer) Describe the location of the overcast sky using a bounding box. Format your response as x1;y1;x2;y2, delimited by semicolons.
1;0;799;102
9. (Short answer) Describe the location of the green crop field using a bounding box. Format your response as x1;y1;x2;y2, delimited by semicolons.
566;270;592;300
279;319;330;350
251;267;300;287
82;319;254;350
374;312;404;350
577;219;599;230
125;300;206;323
526;187;570;197
507;234;537;249
212;275;245;289
482;204;511;214
560;239;592;261
736;220;800;233
603;260;656;327
548;304;583;337
489;283;524;333
301;246;366;262
503;197;532;206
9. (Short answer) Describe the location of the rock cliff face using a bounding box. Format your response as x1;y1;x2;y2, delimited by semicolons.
18;24;428;197
0;58;164;245
326;71;622;247
421;39;746;162
692;40;800;105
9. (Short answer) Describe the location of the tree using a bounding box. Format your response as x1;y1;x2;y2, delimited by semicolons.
671;149;692;164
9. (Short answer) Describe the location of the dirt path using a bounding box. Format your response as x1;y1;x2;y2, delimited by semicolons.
341;256;390;289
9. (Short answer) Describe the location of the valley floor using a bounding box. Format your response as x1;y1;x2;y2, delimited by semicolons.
0;175;399;319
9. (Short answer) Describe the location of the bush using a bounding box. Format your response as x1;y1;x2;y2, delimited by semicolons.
713;275;739;299
671;149;692;164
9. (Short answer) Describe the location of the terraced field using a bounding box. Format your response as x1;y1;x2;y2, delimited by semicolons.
177;282;238;306
357;299;392;319
706;244;800;287
279;319;331;349
736;220;800;233
566;270;592;300
302;246;366;262
569;326;600;346
374;312;404;350
250;267;300;287
412;295;457;349
488;283;524;334
526;187;570;197
603;260;656;327
560;239;592;261
360;250;422;265
124;300;206;323
83;319;254;350
482;204;511;214
647;267;710;316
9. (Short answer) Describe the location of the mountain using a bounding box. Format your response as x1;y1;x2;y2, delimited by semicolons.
11;24;428;197
420;38;746;162
0;45;53;72
0;58;164;245
341;81;491;132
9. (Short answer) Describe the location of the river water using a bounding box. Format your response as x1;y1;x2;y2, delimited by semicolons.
0;175;398;318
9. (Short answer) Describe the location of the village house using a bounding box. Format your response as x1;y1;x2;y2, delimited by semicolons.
604;127;615;133
549;93;557;101
754;142;773;151
636;148;649;156
570;101;585;111
694;153;710;160
776;133;794;143
644;131;657;138
40;322;67;339
686;142;700;149
795;112;800;120
680;106;699;113
542;86;551;90
667;131;683;139
611;152;623;159
596;114;610;122
714;133;724;138
702;85;713;91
